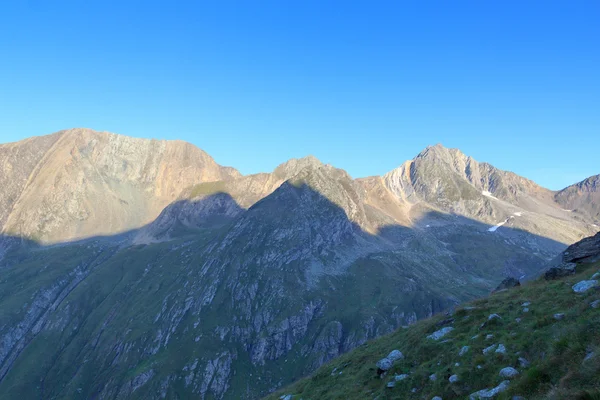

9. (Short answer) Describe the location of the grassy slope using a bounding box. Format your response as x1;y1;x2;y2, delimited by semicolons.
266;261;600;400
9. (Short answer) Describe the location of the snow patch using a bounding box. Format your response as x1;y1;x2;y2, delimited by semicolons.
562;209;573;212
513;212;523;217
488;216;513;232
482;190;496;198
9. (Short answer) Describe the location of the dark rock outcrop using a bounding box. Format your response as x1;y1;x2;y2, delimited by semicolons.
562;232;600;264
493;277;520;292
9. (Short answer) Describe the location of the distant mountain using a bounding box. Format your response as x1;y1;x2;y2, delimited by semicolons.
555;174;600;224
0;130;597;399
0;128;239;243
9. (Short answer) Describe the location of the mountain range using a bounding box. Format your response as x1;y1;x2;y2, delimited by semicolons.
0;128;598;399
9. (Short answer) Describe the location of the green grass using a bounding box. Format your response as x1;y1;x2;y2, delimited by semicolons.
265;261;600;400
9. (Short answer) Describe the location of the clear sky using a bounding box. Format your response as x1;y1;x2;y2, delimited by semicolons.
0;1;598;190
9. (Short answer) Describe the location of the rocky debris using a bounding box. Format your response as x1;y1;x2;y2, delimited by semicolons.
521;302;531;307
459;346;470;356
386;381;396;388
591;300;600;309
449;374;459;383
394;374;409;381
469;380;510;399
495;344;506;354
561;231;600;265
427;327;454;341
518;357;530;368
432;397;443;400
499;367;519;378
279;395;292;400
591;272;600;279
515;318;522;323
429;373;437;381
544;263;577;280
493;277;520;292
572;280;599;293
522;308;529;313
486;334;494;340
553;313;565;320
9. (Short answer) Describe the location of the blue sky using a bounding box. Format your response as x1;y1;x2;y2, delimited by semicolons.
0;1;598;190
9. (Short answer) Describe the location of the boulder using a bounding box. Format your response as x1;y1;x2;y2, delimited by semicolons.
495;344;506;354
494;277;520;292
544;263;577;280
459;345;470;356
591;300;600;309
499;367;519;378
432;397;443;400
427;327;454;341
483;344;497;355
394;374;409;381
429;373;437;381
376;357;393;375
449;374;459;383
386;381;396;388
469;380;510;399
553;313;565;320
387;350;404;362
572;280;599;293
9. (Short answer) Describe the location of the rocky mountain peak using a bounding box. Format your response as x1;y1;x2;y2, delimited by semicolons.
273;155;325;179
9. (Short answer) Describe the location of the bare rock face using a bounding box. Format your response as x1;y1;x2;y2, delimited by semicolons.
561;231;600;264
555;175;600;223
0;128;239;243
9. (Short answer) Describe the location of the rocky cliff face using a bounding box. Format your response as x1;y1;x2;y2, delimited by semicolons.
555;174;600;223
0;133;597;399
0;128;239;243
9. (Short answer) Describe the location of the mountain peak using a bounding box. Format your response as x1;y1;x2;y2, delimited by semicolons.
273;155;324;178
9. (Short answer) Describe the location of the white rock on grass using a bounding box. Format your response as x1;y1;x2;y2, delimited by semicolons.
495;344;506;354
486;334;494;340
449;374;460;383
572;280;599;293
522;307;529;313
499;367;519;378
591;300;600;309
376;358;393;372
459;345;470;356
521;302;531;307
386;381;396;388
280;395;292;400
432;397;443;400
429;373;437;381
554;313;565;320
483;344;497;355
387;350;404;361
469;380;510;399
427;327;454;340
394;374;409;381
591;272;600;279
